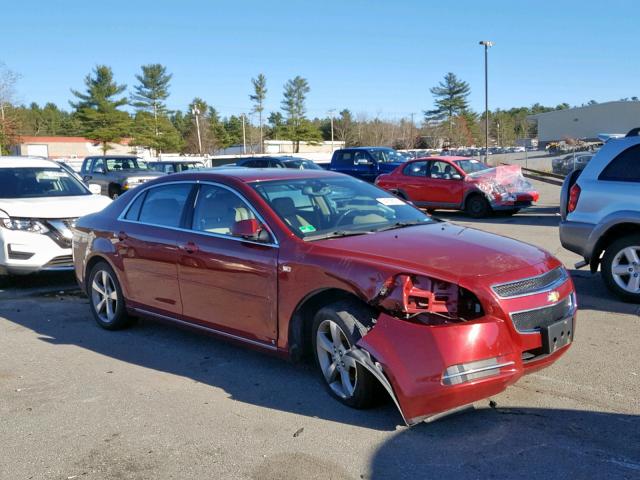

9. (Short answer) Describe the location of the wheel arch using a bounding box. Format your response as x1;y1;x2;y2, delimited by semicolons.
287;288;368;362
590;222;640;272
84;254;121;296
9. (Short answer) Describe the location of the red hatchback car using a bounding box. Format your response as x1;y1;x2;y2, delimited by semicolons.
375;156;540;217
73;168;574;425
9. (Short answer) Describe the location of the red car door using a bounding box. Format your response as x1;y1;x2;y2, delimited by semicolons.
423;160;465;207
116;183;194;315
177;183;279;345
398;160;430;203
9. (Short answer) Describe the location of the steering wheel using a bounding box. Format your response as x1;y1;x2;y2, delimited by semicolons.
335;208;359;226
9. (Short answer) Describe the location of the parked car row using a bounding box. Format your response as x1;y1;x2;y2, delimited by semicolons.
552;153;595;176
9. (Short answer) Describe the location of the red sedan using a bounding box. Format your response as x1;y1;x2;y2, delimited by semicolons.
73;168;574;425
375;156;540;217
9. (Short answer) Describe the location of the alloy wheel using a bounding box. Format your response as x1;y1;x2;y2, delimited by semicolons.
315;319;358;399
91;269;119;323
611;246;640;293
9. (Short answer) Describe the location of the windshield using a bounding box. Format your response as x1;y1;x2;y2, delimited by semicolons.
454;159;491;174
251;176;432;240
0;167;90;198
368;148;407;163
283;160;323;170
106;157;148;171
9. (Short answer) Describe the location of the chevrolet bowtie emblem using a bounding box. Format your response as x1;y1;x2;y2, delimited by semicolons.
547;291;560;303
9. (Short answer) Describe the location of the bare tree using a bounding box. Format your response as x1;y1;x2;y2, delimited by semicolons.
0;63;20;153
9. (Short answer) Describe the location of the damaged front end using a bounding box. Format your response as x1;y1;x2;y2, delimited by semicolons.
348;273;521;426
469;165;539;209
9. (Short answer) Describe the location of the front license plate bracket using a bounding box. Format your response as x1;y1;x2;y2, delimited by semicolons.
541;317;573;354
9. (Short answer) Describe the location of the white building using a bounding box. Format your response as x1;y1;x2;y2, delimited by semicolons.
528;101;640;147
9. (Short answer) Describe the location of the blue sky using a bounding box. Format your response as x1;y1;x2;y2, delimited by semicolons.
3;0;637;120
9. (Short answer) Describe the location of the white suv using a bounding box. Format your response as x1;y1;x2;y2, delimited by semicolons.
0;157;111;276
560;131;640;302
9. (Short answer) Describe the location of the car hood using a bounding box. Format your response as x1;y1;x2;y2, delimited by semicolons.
315;222;553;280
0;194;112;219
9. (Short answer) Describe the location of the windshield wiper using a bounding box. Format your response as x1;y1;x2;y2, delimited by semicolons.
373;220;430;232
304;230;374;241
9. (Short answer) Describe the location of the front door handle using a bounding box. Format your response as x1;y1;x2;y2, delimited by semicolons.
179;242;199;254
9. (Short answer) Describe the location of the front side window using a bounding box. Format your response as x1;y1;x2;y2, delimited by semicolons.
368;148;406;163
192;184;257;236
0;167;90;198
92;158;106;174
137;183;192;227
599;145;640;182
252;176;432;240
429;161;457;179
106;157;148;171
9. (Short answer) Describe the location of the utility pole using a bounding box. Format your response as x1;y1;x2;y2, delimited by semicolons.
328;109;335;152
479;40;493;161
241;114;247;155
192;107;202;155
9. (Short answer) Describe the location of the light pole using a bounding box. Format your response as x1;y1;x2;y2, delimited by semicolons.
479;40;493;161
192;107;202;155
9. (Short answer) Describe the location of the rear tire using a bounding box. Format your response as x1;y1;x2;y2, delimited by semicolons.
87;261;133;329
312;300;379;409
602;235;640;303
465;194;491;218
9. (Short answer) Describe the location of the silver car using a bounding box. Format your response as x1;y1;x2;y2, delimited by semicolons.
560;131;640;302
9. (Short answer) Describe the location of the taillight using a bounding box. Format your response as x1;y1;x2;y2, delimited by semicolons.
568;184;581;213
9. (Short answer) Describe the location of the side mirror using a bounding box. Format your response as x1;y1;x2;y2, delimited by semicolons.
88;184;102;195
231;219;270;242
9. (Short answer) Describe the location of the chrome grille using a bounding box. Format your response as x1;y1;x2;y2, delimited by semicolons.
492;267;568;298
511;294;575;332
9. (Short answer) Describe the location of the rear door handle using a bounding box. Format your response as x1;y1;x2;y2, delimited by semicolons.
179;242;199;254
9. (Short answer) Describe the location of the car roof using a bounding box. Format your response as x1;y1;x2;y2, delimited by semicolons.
172;167;344;183
0;156;61;168
85;155;141;159
341;146;393;151
149;159;204;164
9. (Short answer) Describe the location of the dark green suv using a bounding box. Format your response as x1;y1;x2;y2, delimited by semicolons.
80;156;164;199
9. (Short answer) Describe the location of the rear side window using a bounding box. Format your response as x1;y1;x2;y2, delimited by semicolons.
600;145;640;182
334;151;353;166
124;191;147;221
403;161;427;176
137;183;193;227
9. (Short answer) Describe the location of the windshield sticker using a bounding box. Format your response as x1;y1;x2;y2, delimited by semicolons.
377;197;405;206
299;225;317;233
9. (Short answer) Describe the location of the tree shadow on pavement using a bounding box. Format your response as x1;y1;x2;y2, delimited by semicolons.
0;296;401;431
434;206;561;228
369;406;640;479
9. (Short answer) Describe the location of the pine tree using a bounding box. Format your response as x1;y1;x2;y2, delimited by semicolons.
70;65;130;154
281;76;321;152
130;64;181;154
249;74;267;153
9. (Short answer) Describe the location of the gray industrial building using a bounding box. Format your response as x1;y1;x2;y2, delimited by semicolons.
528;101;640;147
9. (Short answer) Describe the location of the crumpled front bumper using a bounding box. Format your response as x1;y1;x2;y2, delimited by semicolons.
353;311;571;425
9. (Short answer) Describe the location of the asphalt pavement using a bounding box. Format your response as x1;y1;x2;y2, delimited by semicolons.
0;178;638;480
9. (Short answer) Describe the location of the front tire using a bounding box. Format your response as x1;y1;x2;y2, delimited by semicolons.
312;300;379;409
108;185;122;200
87;261;133;329
465;194;491;218
602;235;640;303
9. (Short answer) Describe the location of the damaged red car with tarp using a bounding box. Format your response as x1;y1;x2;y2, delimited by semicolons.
375;156;539;217
73;169;574;426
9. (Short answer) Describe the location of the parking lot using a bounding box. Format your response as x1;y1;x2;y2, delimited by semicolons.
1;178;638;480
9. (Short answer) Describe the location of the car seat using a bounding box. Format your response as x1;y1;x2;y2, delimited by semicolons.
443;165;454;179
271;197;312;231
